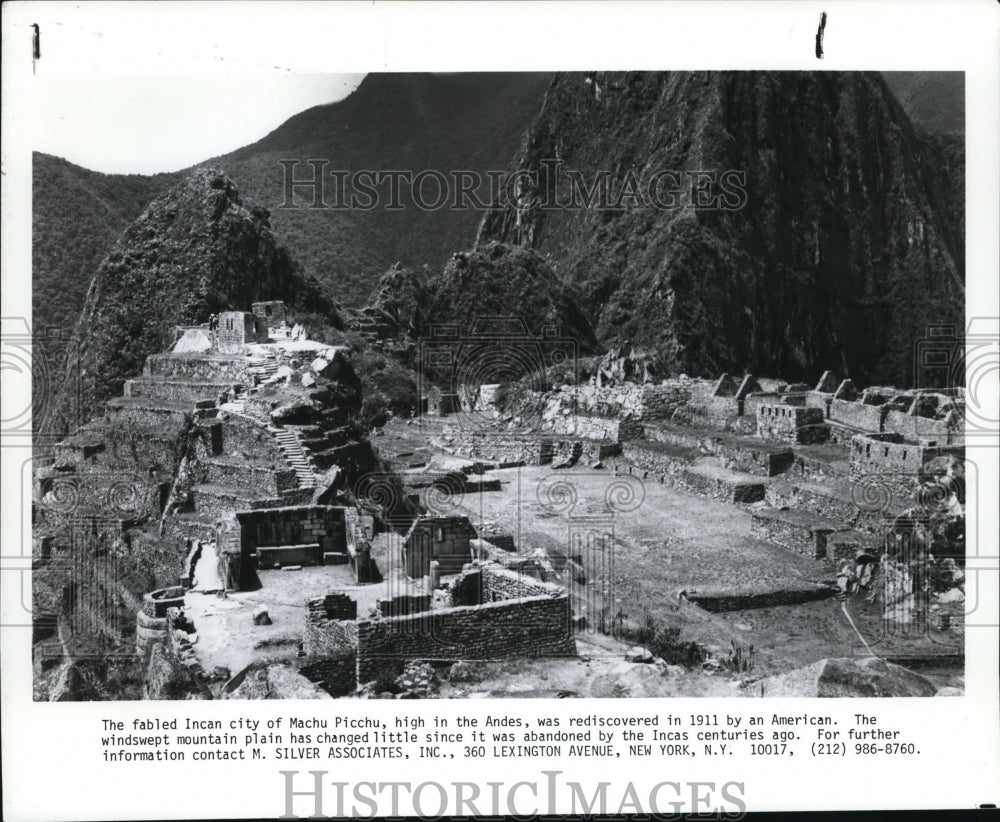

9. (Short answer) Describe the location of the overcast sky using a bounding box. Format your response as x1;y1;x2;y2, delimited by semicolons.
33;73;365;175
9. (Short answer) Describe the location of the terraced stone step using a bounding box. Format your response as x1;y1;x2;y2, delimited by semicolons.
750;507;852;559
765;477;902;535
106;396;214;425
191;483;287;514
248;357;281;385
682;581;837;612
681;463;766;504
124;377;240;404
641;424;795;475
144;353;249;381
201;458;297;496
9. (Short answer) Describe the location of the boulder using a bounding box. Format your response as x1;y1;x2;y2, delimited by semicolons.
252;606;272;626
270;400;315;425
756;657;937;697
625;646;654;663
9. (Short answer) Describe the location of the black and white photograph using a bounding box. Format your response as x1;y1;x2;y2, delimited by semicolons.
28;67;972;702
3;2;998;817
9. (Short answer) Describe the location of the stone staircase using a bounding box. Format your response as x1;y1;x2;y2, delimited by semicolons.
270;426;317;488
248;355;280;386
220;386;247;415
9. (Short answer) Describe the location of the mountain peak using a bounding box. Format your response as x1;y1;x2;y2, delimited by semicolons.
49;169;338;433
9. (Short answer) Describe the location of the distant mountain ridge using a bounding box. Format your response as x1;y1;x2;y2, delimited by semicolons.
33;72;553;336
33;70;964;400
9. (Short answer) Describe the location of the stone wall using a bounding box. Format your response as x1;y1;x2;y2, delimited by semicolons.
828;398;886;433
304;606;359;658
755;404;828;444
142;586;185;618
145;353;251;383
105;398;198;428
252;301;288;324
715;441;795;477
298;655;356;697
480;566;566;600
743;393;785;418
679;395;743;430
356;579;575;685
540;378;699;424
345;509;377;583
237;506;347;576
883;410;960;445
38;468;168;521
257;543;322;568
217;311;267;347
218;416;284;464
466;433;554;465
377;593;432;617
201;459;297;497
476;530;516;553
547;414;644;442
750;509;846;559
620;440;697;477
849;434;963;477
124;377;238;405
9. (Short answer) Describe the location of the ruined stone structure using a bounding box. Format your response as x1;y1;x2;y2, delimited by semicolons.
216;311;268;348
297;564;576;692
403;515;476;578
755;404;828;444
423;386;460;416
233;505;348;584
850;434;965;477
355;566;575;685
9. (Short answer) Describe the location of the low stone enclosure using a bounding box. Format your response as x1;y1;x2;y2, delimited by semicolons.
302;564;576;693
219;505;350;590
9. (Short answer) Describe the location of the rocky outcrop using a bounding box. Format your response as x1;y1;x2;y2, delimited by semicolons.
347;263;435;339
222;663;333;699
755;656;937;697
477;72;964;387
428;242;599;350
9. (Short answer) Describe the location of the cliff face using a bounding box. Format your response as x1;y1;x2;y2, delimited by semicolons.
477;71;964;386
50;169;340;434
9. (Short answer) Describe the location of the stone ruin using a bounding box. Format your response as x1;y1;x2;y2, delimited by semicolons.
301;562;576;695
35;300;967;699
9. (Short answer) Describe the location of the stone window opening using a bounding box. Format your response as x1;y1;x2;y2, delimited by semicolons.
437;527;445;542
